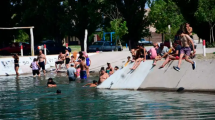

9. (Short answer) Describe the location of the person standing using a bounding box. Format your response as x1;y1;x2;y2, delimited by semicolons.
85;54;91;76
30;58;40;77
13;54;19;76
67;63;77;81
80;57;88;80
37;50;47;75
173;30;196;71
65;49;70;69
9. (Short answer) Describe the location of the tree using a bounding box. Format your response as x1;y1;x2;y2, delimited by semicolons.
13;0;66;44
106;19;128;44
107;0;150;49
148;0;185;42
172;0;213;44
0;1;16;46
195;0;215;44
64;0;103;51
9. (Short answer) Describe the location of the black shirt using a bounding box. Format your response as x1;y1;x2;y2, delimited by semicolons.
175;45;181;56
47;81;56;85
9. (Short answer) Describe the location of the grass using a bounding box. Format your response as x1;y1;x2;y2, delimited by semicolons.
69;45;81;53
195;53;215;59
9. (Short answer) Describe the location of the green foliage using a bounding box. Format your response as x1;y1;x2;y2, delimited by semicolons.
195;0;215;24
149;0;185;41
106;19;128;42
195;0;215;44
15;30;29;42
105;0;150;48
63;0;103;50
206;41;215;48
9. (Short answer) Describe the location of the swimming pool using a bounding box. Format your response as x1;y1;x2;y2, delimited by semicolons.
0;73;215;119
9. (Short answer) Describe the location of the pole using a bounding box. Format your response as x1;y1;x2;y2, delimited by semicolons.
21;45;23;57
203;40;206;56
66;43;68;48
84;29;88;53
44;44;47;55
168;25;172;48
30;28;34;56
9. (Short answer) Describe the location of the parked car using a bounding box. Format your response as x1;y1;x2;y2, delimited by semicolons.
88;41;123;52
35;40;72;55
0;42;31;55
138;39;153;45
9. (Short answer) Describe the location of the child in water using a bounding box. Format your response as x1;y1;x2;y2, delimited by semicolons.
30;58;40;77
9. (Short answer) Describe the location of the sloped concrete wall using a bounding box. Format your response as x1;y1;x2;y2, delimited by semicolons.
139;59;215;91
97;59;215;92
97;61;153;90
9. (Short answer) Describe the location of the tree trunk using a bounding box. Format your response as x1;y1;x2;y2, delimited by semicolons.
210;28;212;44
162;33;164;43
77;35;85;51
212;24;215;43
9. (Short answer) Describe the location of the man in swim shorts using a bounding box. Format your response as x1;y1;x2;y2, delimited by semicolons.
80;57;88;79
37;50;47;75
55;52;65;71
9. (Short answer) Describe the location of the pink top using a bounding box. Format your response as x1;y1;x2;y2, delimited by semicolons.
148;47;157;59
76;68;80;78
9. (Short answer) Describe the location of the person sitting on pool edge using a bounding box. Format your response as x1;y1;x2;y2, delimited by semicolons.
83;80;98;87
47;78;57;87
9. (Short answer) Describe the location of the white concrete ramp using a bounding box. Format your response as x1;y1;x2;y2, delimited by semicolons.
139;59;215;91
97;61;153;90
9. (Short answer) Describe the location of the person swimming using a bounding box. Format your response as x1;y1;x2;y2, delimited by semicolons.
47;78;57;87
83;80;98;87
56;90;61;94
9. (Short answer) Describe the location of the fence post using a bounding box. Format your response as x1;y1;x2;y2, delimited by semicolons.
21;45;23;57
44;44;47;55
203;40;206;57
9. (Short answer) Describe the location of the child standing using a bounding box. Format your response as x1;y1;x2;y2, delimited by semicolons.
30;58;40;77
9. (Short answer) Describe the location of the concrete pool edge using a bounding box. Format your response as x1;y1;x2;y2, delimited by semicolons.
0;53;97;76
97;59;215;92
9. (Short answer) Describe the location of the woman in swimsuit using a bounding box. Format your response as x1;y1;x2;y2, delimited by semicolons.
65;49;70;69
106;63;113;75
13;54;19;76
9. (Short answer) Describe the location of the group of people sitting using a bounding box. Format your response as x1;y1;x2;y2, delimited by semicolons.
128;23;196;71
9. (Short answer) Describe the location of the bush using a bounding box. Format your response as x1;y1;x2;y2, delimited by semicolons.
206;42;215;48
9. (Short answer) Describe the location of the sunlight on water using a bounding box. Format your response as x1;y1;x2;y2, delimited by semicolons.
0;73;215;119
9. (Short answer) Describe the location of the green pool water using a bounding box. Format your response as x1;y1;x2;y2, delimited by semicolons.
1;73;215;119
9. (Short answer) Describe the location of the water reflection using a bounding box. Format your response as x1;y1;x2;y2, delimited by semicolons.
0;74;215;119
